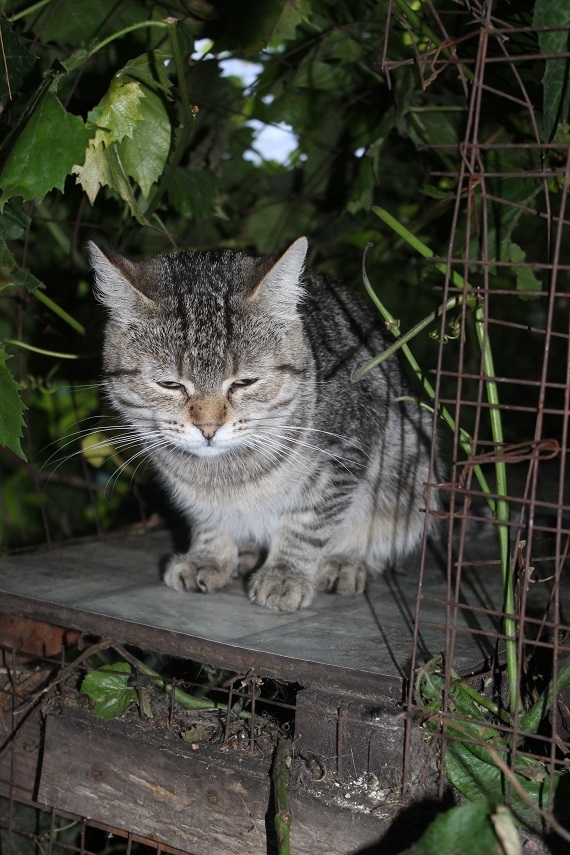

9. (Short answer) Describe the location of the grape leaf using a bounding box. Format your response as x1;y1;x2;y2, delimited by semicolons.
0;20;36;103
88;80;145;148
119;51;174;96
0;348;26;460
115;87;171;198
166;168;218;219
80;663;138;721
533;0;570;140
73;140;148;224
29;0;140;47
0;93;93;205
506;240;542;301
0;201;31;242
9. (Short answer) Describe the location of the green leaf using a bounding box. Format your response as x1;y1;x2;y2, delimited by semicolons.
73;140;148;224
0;93;93;205
80;662;138;721
0;236;41;292
118;51;174;96
89;80;145;147
0;201;31;242
294;59;348;91
115;87;171;198
347;157;374;214
0;20;37;104
214;0;290;55
74;77;170;206
0;348;26;460
166;168;218;219
506;241;542;301
29;0;142;47
72;139;114;205
271;0;311;43
398;801;510;855
445;740;562;831
533;0;570;140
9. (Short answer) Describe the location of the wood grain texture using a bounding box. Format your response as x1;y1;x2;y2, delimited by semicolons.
38;710;390;855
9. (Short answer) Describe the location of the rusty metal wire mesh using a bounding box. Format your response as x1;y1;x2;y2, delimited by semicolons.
381;0;570;832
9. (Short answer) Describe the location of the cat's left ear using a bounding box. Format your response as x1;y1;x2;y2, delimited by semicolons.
89;241;156;322
250;237;308;322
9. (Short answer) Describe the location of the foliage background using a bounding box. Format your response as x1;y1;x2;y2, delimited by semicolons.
0;0;568;549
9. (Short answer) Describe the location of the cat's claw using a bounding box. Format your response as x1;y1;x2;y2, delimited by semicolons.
248;565;315;611
163;554;233;594
317;555;368;595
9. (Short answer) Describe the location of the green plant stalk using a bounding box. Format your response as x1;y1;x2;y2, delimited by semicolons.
353;292;474;382
273;739;293;855
4;339;79;359
8;0;52;23
472;302;517;714
144;18;196;220
369;206;519;714
450;672;512;726
359;243;496;515
519;653;570;735
81;20;172;64
391;0;474;82
33;289;86;335
112;647;252;719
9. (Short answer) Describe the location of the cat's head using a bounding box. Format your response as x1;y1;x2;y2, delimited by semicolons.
90;238;311;458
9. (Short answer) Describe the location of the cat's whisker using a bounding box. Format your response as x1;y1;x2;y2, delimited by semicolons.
105;437;172;497
44;429;165;477
272;434;363;479
40;421;149;462
255;422;373;457
250;433;314;471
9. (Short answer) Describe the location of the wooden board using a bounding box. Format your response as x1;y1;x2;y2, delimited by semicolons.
0;527;566;694
38;709;394;855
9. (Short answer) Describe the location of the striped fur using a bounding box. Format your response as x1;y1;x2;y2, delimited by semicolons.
91;237;439;611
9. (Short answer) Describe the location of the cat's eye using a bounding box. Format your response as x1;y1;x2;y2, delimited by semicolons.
157;381;184;390
230;378;258;391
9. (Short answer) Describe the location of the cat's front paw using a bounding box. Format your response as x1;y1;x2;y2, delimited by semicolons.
248;565;315;611
317;555;368;595
163;553;235;594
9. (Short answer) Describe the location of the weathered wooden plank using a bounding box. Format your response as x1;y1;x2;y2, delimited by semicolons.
38;709;392;855
294;688;435;791
0;712;41;802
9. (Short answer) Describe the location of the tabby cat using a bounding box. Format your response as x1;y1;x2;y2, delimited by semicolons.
90;238;438;611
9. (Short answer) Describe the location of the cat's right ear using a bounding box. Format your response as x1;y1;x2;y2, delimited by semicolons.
89;242;155;321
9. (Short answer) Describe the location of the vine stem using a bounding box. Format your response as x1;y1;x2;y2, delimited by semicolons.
358;242;496;513
79;20;172;64
33;289;86;335
8;0;52;23
4;339;79;359
143;18;197;220
113;645;252;719
273;740;293;855
368;205;520;715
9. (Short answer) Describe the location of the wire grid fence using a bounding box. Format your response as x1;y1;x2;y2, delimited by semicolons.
1;637;412;854
381;0;570;832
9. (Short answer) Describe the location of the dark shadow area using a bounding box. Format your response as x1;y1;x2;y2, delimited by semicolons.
353;793;456;855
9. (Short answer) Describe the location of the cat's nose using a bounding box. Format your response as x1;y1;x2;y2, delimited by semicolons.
195;422;220;440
